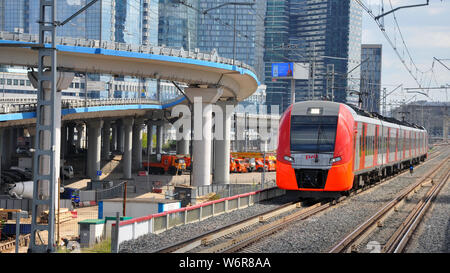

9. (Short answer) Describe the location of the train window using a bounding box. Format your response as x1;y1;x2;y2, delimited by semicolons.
290;115;338;153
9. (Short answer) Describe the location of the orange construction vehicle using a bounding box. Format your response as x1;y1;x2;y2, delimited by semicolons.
142;155;186;175
233;158;248;173
267;159;276;172
255;159;268;172
230;158;237;173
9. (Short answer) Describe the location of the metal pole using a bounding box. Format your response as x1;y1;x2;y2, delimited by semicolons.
15;211;21;253
30;0;58;253
57;177;60;247
233;4;236;66
311;43;316;100
112;211;120;253
291;79;295;105
331;64;335;102
262;150;266;189
123;181;127;217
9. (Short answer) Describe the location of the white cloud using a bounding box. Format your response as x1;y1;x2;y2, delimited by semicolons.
404;26;450;49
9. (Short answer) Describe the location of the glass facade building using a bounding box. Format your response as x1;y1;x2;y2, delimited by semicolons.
360;44;382;113
196;0;266;82
1;0;160;99
158;0;198;50
264;0;362;113
0;0;30;34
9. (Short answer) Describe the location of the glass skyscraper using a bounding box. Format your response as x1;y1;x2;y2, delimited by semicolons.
158;0;198;50
0;0;160;99
264;0;362;113
1;0;161;45
360;44;382;113
196;0;266;82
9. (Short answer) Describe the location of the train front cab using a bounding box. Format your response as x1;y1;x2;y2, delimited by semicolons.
276;101;355;198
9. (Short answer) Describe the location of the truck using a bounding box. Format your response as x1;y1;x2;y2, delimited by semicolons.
232;159;248;173
6;181;73;203
142;154;186;175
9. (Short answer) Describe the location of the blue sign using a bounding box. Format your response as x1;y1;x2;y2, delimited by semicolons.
272;63;294;78
97;170;102;176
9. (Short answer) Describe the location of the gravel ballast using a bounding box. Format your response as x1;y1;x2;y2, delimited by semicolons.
119;149;449;253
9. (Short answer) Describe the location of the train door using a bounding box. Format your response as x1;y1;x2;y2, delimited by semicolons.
374;125;379;167
354;122;361;172
397;129;400;161
365;124;374;169
359;123;366;171
387;128;390;163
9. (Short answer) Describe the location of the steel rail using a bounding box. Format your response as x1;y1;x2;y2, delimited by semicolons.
154;201;301;253
204;202;332;253
202;157;438;253
384;166;450;253
328;154;449;253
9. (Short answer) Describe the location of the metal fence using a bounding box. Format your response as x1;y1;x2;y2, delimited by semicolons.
95;182;126;202
195;180;277;199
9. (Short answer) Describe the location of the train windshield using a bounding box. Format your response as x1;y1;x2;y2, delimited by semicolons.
290;115;338;153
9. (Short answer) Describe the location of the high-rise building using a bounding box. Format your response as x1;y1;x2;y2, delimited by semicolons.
0;0;30;34
264;0;363;113
158;0;198;50
196;0;266;82
0;0;160;99
360;44;382;113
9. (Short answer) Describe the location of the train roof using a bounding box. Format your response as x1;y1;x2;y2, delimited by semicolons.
344;103;426;131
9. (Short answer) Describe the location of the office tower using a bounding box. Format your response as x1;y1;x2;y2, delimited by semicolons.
264;0;362;113
360;44;382;113
0;0;160;99
196;0;266;82
158;0;198;50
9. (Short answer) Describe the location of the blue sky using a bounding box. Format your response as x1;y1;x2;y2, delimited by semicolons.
361;0;450;110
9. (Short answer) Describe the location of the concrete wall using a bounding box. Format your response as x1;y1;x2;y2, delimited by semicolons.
103;199;181;219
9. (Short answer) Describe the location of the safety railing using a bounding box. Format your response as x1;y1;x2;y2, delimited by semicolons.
110;186;285;251
0;31;256;75
0;97;160;114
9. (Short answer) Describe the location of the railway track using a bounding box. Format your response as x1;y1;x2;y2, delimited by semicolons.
155;200;305;253
328;155;449;253
153;149;442;254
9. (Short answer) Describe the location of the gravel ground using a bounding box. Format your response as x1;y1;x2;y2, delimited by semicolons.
118;193;299;253
245;149;449;253
406;166;450;253
118;148;449;253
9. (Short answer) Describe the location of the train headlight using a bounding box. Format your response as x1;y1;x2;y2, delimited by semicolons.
284;156;294;163
329;156;342;164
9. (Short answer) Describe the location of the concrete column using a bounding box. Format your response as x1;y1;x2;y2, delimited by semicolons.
186;87;223;187
111;123;117;151
122;117;134;179
176;112;190;155
132;118;145;171
146;121;154;155
2;128;12;169
156;123;163;154
87;119;103;180
61;124;67;156
117;120;124;153
76;123;85;151
102;120;111;159
177;138;189;155
67;123;75;154
213;100;236;184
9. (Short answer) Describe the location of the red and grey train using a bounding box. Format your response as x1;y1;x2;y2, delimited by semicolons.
276;101;428;198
